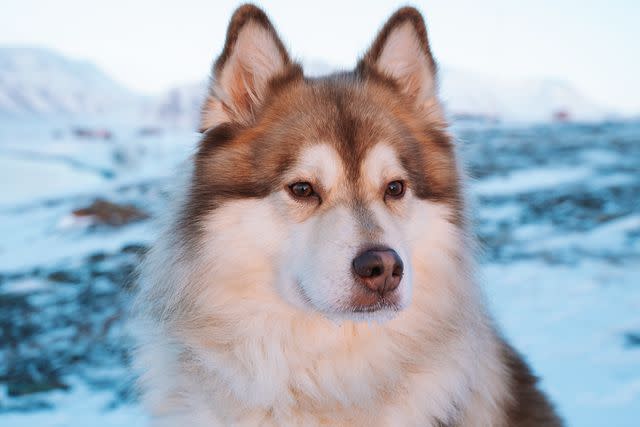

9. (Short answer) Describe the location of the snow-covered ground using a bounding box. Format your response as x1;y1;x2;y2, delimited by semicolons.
0;118;638;426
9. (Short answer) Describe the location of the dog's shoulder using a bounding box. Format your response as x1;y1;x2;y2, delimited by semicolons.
501;339;564;426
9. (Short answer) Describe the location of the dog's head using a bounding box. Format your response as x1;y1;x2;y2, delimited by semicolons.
181;5;463;323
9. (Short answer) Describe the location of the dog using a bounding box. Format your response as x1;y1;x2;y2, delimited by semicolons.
131;4;563;426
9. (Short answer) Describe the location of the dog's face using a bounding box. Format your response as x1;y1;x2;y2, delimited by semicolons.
181;6;461;322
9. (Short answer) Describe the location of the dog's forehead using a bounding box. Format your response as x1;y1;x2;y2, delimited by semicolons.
267;76;401;141
291;143;344;188
361;143;404;182
266;77;411;176
291;141;403;188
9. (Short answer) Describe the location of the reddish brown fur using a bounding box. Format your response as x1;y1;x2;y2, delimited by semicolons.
184;74;461;239
184;4;460;238
177;4;563;425
501;340;564;426
199;4;302;132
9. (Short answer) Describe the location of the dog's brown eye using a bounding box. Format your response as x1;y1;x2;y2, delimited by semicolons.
385;181;405;198
289;182;315;198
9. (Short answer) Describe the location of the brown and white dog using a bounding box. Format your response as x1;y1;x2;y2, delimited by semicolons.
132;4;563;426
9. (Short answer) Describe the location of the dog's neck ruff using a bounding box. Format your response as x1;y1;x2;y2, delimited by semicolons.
135;240;508;427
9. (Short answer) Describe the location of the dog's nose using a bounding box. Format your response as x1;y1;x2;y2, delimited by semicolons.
352;248;404;296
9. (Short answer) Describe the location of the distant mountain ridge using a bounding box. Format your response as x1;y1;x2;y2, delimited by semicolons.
0;47;612;123
439;67;607;122
152;61;612;126
0;47;139;116
144;81;206;127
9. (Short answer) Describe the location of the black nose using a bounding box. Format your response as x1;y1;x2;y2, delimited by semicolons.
352;248;404;296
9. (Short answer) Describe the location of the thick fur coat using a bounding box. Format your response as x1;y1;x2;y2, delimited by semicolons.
131;5;563;426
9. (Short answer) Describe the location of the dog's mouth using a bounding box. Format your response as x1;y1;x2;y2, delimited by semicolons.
350;299;401;313
348;287;402;314
295;278;403;318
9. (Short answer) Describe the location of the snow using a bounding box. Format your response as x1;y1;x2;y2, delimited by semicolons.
485;261;640;427
439;67;609;122
1;277;50;294
0;155;107;206
0;115;638;426
0;47;140;116
473;166;593;196
0;46;619;125
0;380;146;427
144;61;617;127
0;124;198;270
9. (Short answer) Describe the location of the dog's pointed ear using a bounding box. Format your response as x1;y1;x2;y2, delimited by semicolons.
200;4;297;132
358;7;443;122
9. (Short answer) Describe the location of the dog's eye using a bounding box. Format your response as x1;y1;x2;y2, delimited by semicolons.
385;180;405;199
289;182;315;199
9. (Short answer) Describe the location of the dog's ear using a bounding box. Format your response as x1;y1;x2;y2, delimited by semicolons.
200;4;296;132
358;7;443;122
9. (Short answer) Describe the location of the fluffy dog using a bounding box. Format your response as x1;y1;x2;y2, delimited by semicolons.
132;4;563;426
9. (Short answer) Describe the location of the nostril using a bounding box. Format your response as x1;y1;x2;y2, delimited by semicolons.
392;266;403;277
391;252;404;278
352;251;385;279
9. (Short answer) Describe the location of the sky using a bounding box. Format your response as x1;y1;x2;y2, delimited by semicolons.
1;0;639;113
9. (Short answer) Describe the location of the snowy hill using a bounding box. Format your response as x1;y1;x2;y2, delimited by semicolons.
439;67;607;122
0;47;138;116
147;60;338;127
149;62;610;127
144;81;206;128
0;47;611;123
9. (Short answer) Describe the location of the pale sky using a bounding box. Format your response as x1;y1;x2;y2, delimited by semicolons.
2;0;638;113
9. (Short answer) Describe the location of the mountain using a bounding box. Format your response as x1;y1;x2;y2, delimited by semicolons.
144;81;206;128
0;47;139;116
145;60;338;127
0;47;610;123
439;67;607;122
151;62;610;127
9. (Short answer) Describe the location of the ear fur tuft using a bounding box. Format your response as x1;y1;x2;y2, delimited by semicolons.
358;7;443;123
200;4;298;131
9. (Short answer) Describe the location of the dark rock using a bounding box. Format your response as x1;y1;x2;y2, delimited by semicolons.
72;198;149;227
87;252;108;263
47;270;81;284
7;378;69;397
120;243;148;255
624;332;640;348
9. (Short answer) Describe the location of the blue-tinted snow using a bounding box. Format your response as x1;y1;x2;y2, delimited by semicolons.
0;119;638;426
